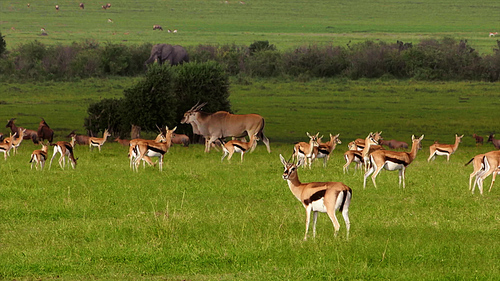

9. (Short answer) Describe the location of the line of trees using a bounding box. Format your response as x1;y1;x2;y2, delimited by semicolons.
1;34;500;81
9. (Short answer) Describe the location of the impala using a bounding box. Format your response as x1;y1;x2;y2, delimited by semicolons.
0;134;13;160
133;126;176;171
221;133;259;162
30;142;49;170
89;129;111;152
364;135;424;189
428;134;463;162
292;132;320;169
475;151;500;194
313;133;341;167
280;154;352;240
49;136;77;170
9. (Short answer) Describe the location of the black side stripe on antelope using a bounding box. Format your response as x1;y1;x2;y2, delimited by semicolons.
318;148;330;155
147;145;166;155
436;147;450;153
64;143;73;152
303;189;326;205
233;143;247;152
385;156;408;166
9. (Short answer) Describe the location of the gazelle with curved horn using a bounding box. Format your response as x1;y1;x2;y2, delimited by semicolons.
11;127;26;155
132;126;176;172
0;133;13;160
221;132;259;162
88;129;111;152
313;133;341;167
427;134;463;162
30;142;49;170
180;102;271;153
49;136;77;170
292;132;320;169
364;135;424;189
361;132;382;171
280;154;352;240
354;131;383;149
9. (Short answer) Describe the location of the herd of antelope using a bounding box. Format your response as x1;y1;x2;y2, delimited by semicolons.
2;106;500;240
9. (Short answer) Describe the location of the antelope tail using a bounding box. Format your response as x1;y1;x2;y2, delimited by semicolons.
464;158;474;166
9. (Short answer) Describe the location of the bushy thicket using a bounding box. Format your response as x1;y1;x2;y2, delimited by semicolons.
2;38;500;81
85;62;230;137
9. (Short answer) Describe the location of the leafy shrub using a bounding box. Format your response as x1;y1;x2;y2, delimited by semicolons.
71;49;103;78
245;50;282;77
282;44;347;77
0;32;6;57
84;98;125;137
101;43;131;75
249;40;276;55
12;40;47;79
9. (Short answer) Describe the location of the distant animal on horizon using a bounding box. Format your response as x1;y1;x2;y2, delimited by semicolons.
472;133;483;146
79;3;84;9
153;25;163;31
55;4;59;11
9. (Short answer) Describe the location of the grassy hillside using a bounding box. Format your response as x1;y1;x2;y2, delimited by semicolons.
2;0;500;53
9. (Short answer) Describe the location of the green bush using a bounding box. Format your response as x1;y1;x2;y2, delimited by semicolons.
245;50;282;77
84;98;125;137
0;32;6;57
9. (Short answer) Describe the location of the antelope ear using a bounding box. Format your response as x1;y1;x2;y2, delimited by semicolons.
420;135;424;141
172;126;177;132
279;154;287;166
306;132;311;138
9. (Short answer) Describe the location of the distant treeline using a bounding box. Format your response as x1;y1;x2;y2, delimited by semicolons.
1;35;500;81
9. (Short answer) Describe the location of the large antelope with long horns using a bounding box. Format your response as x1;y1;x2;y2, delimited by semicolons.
180;102;271;153
364;135;424;189
292;132;320;169
88;129;111;152
132;126;176;171
427;134;463;162
49;136;77;170
280;154;352;240
313;133;341;167
30;142;49;170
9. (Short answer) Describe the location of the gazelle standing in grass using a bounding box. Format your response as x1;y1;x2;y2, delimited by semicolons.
364;135;424;189
343;148;363;174
313;133;341;167
292;132;320;169
474;151;500;194
280;154;352;240
49;136;77;170
132;126;176;172
361;132;382;171
30;142;49;170
427;134;463;162
221;133;259;163
0;134;13;160
89;129;111;152
128;131;165;169
11;128;26;155
465;153;486;193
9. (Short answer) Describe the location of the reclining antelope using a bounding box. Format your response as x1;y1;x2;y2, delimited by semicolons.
427;134;463;162
280;154;352;240
132;126;176;172
292;132;320;169
49;136;77;170
313;133;341;167
30;142;49;170
221;133;259;163
363;135;424;189
89;129;111;152
181;102;271;153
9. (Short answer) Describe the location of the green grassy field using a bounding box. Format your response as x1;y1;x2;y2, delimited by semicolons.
1;79;500;280
2;0;500;53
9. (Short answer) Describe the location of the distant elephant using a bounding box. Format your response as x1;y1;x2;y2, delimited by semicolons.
145;44;189;66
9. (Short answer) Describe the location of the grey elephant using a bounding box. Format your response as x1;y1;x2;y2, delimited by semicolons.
145;44;189;66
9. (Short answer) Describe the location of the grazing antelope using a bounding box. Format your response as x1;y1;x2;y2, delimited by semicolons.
153;25;163;31
37;118;54;143
6;118;38;143
0;134;13;160
181;102;271;153
313;133;341;167
133;126;176;171
364;135;424;189
49;137;77;170
489;32;498;37
114;137;130;146
465;154;486;193
27;3;30;8
343;149;363;174
30;142;49;170
487;134;500;149
475;151;500;194
280;154;352;240
173;29;178;33
379;139;408;150
79;3;84;9
221;133;258;163
108;18;113;23
88;129;111;152
292;132;320;169
427;134;463;162
472;134;483;146
55;5;59;10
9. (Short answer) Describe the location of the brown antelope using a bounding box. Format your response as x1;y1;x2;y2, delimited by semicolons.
49;136;77;170
475;151;500;194
114;137;130;146
313;133;341;167
181;102;271;153
379;139;408;150
489;32;498;37
361;132;382;171
292;132;320;169
106;3;111;8
6;118;38;143
128;132;165;169
171;133;190;147
427;134;463;162
133;127;176;171
280;154;352;240
37;118;54;143
11;128;26;155
67;130;91;145
79;3;84;9
30;142;49;170
487;134;500;149
472;134;483;146
102;5;107;9
221;133;258;162
364;135;424;189
153;25;163;31
354;131;383;148
0;134;13;160
465;154;486;193
343;149;363;174
88;129;111;152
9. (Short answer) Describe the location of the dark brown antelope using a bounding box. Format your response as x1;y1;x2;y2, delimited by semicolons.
364;135;424;189
487;134;500;149
37;118;54;143
171;133;190;147
472;134;483;146
67;130;91;145
379;139;408;150
280;154;352;240
180;102;271;153
6;118;38;144
153;25;163;31
428;134;463;162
